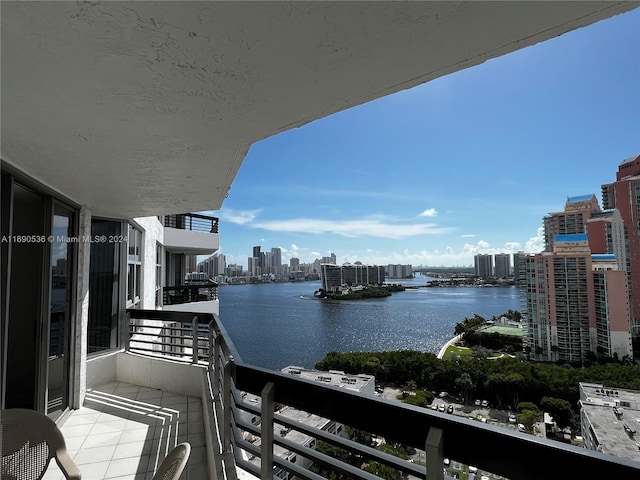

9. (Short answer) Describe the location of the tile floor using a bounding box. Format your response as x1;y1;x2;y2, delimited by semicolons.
43;381;209;480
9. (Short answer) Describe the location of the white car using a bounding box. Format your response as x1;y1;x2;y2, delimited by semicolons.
481;400;489;407
509;413;517;423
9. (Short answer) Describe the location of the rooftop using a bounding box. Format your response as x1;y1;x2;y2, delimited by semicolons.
580;383;640;462
281;366;375;393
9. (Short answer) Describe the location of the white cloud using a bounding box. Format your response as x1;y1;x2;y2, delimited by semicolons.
220;208;261;225
460;234;476;238
418;208;438;217
252;218;452;239
525;227;545;254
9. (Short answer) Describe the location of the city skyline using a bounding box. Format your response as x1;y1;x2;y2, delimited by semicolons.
200;9;639;268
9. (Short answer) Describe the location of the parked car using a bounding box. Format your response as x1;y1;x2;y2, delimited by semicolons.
509;413;517;423
447;404;454;414
474;399;482;406
438;404;446;412
481;400;489;407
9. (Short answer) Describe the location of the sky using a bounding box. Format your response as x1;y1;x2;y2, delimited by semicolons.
201;8;640;269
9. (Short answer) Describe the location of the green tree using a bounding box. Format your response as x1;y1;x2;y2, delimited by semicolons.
363;443;409;480
401;390;430;408
455;372;474;404
310;440;357;480
540;396;574;431
517;402;539;415
519;409;539;432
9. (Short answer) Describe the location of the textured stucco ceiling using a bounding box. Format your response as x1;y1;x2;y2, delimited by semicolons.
1;1;637;218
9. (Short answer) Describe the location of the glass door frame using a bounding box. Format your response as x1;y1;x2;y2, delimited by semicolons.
0;167;79;419
40;200;79;419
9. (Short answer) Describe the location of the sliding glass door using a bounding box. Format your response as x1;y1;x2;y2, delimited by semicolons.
1;173;77;420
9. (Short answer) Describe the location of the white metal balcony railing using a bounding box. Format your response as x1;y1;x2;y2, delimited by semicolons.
126;309;640;480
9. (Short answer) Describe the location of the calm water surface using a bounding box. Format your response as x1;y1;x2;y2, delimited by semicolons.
218;276;522;371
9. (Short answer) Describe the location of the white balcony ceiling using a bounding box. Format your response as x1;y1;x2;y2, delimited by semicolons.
1;1;637;218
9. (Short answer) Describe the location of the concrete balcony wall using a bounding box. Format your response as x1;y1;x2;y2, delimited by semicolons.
86;351;204;397
164;227;219;255
117;352;204;398
86;351;119;391
162;300;220;317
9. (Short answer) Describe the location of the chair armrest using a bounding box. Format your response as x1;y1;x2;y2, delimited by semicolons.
55;449;81;480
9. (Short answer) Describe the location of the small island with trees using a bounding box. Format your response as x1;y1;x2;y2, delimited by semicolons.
313;284;405;300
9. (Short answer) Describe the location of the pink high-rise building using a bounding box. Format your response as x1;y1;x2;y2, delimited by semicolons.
525;192;633;363
601;154;640;338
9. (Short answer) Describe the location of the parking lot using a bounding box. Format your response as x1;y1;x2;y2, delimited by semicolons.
380;388;527;479
427;394;522;431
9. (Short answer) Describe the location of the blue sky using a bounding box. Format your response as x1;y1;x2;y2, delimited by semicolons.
203;9;639;269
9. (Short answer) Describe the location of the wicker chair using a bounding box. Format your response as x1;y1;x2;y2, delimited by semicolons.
151;443;191;480
1;408;81;480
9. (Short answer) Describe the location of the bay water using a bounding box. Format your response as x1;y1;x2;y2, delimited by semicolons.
218;276;522;371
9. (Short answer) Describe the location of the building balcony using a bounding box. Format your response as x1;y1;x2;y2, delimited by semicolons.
163;284;218;306
163;213;219;255
57;309;640;480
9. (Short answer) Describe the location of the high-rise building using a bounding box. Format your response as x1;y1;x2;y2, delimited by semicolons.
493;254;511;279
474;254;493;279
261;251;272;273
512;251;527;285
248;257;260;276
320;264;386;291
543;194;600;251
386;264;413;279
225;264;244;277
271;247;282;274
525;193;633;363
586;209;627;272
601;154;640;338
321;253;338;265
186;254;198;274
253;246;262;270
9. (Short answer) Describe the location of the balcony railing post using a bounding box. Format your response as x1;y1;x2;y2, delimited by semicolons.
261;382;275;480
213;334;222;395
191;316;199;364
425;427;444;480
208;321;215;373
222;356;234;453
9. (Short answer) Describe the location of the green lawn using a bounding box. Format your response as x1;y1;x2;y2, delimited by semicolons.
443;343;513;360
442;345;473;358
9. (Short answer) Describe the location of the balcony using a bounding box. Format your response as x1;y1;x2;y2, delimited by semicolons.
60;309;640;480
163;213;219;255
163;284;218;306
